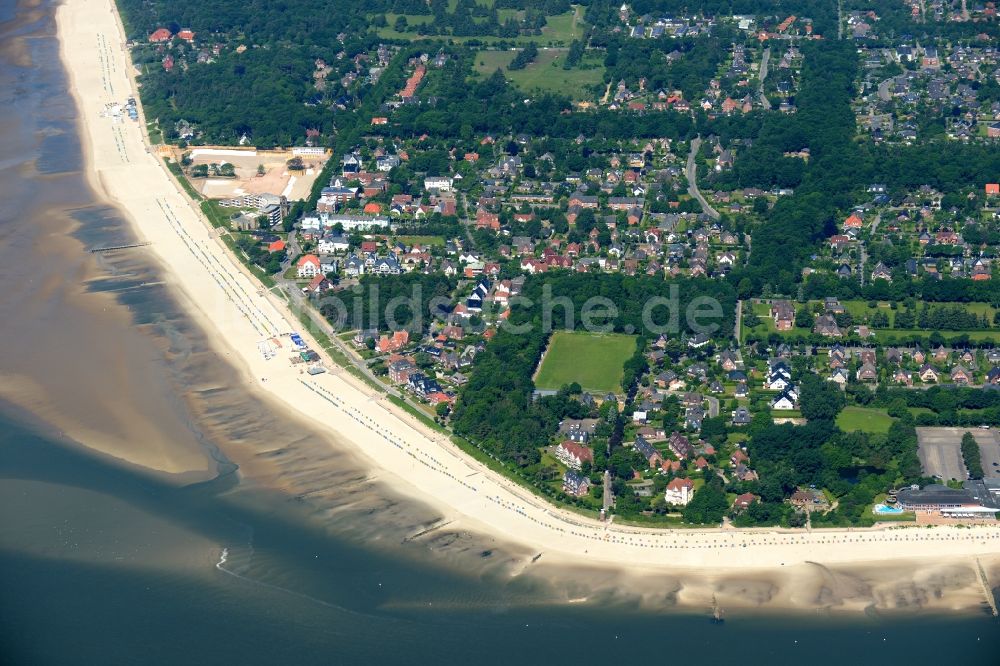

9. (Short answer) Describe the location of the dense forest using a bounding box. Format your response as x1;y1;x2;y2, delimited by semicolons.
728;40;861;296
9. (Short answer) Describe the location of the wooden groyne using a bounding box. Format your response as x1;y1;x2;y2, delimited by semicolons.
402;519;453;543
975;558;998;617
90;241;151;253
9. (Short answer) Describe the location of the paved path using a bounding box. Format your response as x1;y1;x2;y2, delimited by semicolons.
758;47;771;110
685;137;720;220
706;395;720;418
878;78;892;102
734;299;742;342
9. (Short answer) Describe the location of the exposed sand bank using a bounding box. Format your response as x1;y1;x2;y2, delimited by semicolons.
55;0;1000;612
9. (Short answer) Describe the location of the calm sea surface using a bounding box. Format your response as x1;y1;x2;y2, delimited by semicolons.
0;1;997;663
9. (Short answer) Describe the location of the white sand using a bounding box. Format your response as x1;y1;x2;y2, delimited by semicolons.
57;0;1000;579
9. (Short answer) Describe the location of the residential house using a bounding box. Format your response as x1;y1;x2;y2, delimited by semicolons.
771;389;797;410
388;358;417;384
563;470;591;497
731;407;752;426
814;314;842;337
871;262;893;282
667;431;693;459
555;440;594;471
632;435;663;468
296;254;322;278
918;364;939;383
770;300;795;330
856;362;878;382
664;477;695;506
950;365;973;385
377;329;410;353
829;367;850;387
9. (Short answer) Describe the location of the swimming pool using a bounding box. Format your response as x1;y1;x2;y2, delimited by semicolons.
873;503;905;515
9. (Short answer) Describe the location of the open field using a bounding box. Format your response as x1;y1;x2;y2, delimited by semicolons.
396;235;445;247
836;407;894;434
473;48;604;99
375;6;584;45
534;331;636;393
843;299;999;321
873;329;1000;343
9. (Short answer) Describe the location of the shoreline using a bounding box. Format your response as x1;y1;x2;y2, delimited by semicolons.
54;0;1000;606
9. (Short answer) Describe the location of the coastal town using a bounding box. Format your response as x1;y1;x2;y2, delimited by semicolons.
116;1;1000;532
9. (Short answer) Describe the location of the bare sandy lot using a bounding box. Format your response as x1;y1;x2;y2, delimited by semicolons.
172;147;327;201
917;427;1000;480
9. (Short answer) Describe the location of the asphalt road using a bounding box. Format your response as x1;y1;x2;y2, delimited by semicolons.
685;137;720;220
758;47;771;111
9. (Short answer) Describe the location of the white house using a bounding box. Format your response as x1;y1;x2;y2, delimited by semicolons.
296;254;322;279
766;372;791;390
317;235;350;254
324;214;390;231
770;389;797;410
423;176;454;191
664;477;694;505
300;214;325;232
344;255;365;277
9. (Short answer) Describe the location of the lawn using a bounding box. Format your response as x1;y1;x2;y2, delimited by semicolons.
374;7;583;45
843;299;997;322
474;48;604;99
873;329;1000;344
396;235;445;247
836;407;894;434
534;331;637;394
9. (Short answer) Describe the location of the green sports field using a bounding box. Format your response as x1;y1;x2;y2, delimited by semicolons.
836;407;894;434
534;331;637;394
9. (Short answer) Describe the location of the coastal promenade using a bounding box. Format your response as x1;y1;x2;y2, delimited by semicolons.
57;0;1000;579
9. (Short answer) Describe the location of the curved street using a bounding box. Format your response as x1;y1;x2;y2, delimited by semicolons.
686;137;721;220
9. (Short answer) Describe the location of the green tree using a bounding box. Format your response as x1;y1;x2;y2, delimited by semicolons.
961;431;984;479
799;374;845;422
682;478;728;524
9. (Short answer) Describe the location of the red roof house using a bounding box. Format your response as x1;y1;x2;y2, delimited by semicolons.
148;28;172;43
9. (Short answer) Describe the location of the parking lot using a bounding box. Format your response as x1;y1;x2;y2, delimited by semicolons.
979;430;1000;474
916;427;1000;480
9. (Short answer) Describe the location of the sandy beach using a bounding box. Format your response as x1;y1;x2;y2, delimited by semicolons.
54;0;1000;607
